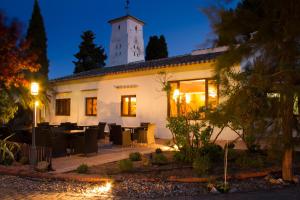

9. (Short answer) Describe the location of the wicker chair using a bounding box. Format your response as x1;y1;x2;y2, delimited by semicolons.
50;127;67;157
69;127;98;155
110;125;131;146
35;127;52;147
137;123;156;145
97;122;106;139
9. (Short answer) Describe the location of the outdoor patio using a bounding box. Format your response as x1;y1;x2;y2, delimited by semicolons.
51;139;171;174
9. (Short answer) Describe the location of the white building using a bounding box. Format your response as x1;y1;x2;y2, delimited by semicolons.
46;14;237;140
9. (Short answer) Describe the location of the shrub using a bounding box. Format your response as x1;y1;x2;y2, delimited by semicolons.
155;148;163;154
19;156;29;165
119;159;133;172
235;153;264;169
227;142;235;149
199;143;223;163
129;152;142;161
152;153;168;165
142;156;151;167
76;164;89;174
173;151;186;163
193;156;211;176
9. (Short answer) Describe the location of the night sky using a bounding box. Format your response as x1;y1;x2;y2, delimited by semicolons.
1;0;237;79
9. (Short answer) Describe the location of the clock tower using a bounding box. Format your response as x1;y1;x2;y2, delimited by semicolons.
108;15;145;66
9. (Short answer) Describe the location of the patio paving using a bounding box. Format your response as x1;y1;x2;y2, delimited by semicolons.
51;142;171;174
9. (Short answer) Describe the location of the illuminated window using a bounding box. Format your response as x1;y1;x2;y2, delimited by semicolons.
168;79;218;117
121;95;136;117
86;97;97;116
56;99;70;116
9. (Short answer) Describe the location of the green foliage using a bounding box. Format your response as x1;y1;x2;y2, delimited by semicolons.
76;164;89;174
129;152;142;161
0;135;20;165
173;151;186;163
19;156;29;165
73;30;107;74
145;35;168;60
235;153;264;169
215;182;230;193
166;116;190;148
152;153;168;165
193;156;211;176
119;159;133;172
199;143;223;163
155;148;163;154
173;147;194;163
26;0;49;78
0;90;18;123
200;126;213;146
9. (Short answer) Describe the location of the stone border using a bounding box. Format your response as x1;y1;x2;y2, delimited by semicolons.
0;165;111;183
0;165;298;184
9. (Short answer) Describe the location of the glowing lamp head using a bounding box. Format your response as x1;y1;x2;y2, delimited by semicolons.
31;82;39;96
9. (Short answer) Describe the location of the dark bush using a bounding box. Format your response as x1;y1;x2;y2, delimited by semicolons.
193;155;211;176
235;153;264;169
119;159;133;172
227;142;235;149
155;148;163;154
19;156;29;165
76;164;89;174
129;152;142;161
152;153;168;165
199;143;223;162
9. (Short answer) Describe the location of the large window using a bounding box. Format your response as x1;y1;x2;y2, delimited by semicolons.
55;98;71;116
168;79;218;117
121;95;136;117
86;97;97;116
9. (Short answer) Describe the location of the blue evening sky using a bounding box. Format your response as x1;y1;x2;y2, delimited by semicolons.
1;0;237;79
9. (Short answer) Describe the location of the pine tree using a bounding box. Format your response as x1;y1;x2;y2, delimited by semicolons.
206;0;300;181
145;35;168;60
73;30;107;74
26;0;49;79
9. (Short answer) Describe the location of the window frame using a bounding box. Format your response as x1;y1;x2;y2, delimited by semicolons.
121;95;137;117
167;78;219;117
55;98;71;116
85;97;97;116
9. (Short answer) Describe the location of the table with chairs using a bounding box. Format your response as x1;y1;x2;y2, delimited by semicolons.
1;121;156;158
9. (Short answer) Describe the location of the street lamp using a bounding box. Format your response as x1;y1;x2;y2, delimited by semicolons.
30;82;39;165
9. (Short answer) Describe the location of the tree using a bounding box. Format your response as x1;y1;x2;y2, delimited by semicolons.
145;35;168;60
26;0;49;79
0;12;40;123
206;0;300;181
73;30;107;74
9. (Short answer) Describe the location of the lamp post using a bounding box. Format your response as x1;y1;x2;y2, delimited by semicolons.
30;82;39;165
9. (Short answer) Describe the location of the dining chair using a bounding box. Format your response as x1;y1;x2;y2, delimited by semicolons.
110;125;131;146
137;123;156;145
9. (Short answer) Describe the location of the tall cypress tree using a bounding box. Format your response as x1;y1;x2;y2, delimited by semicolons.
73;30;107;74
145;35;168;61
26;0;49;79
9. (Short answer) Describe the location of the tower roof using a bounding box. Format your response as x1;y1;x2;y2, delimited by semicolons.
108;15;145;25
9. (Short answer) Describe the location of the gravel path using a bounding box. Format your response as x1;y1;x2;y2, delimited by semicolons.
0;175;299;199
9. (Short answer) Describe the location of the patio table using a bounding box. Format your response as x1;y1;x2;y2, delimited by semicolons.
63;130;85;155
64;130;85;134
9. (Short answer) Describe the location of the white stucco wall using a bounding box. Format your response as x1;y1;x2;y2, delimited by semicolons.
47;66;238;140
